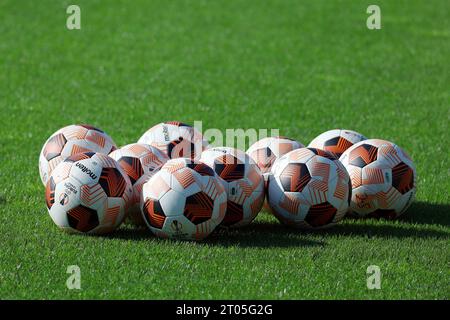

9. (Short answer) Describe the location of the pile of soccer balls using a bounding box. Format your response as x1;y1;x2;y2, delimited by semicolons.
39;123;416;240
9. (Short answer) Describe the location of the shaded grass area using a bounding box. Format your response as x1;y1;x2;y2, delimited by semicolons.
0;0;449;299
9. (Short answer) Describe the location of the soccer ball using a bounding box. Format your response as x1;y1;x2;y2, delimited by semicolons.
141;158;227;240
200;147;265;227
109;143;169;226
308;129;367;158
267;148;351;229
339;139;416;219
247;136;304;182
138;121;207;159
45;152;133;234
39;124;117;186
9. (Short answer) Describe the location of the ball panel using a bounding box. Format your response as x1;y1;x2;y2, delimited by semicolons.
124;143;152;157
65;141;94;158
39;153;51;185
116;156;144;184
214;155;245;181
61;125;88;140
79;183;107;211
305;156;337;184
348;144;378;168
170;168;202;195
162;159;187;174
142;198;166;229
139;149;168;170
186;162;215;176
376;143;402;167
66;158;101;187
322;136;353;158
183;191;214;225
308;129;341;148
267;174;283;206
65;151;96;163
272;140;304;157
302;179;328;206
351;184;403;216
43;133;67;161
339;130;367;144
279;163;310;192
328;176;350;212
45;176;56;209
168;138;195;159
158;189;187;217
100;197;126;230
172;167;197;189
286;148;316;162
350;184;382;215
222;201;244;226
98;167;127;198
250;190;265;216
163;215;197;240
143;172;171;200
66;205;99;233
361;165;388;186
306;148;338;160
216;198;228;222
249;147;276;174
165;121;190;127
305;201;337;228
391;162;414;195
126;172;155;226
50;161;73;184
347;165;362;188
278;192;304;217
308;129;366;158
85;130;107;149
48;175;84;231
79;124;104;133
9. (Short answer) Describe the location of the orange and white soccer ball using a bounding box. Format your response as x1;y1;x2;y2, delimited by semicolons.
138;121;207;160
267;148;351;229
308;129;367;158
200;147;265;227
39;124;117;186
45;152;133;234
247;136;304;182
109;143;168;226
141;158;227;240
339;139;416;219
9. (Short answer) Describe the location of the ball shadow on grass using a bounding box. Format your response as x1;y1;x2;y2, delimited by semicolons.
213;217;450;245
320;220;449;239
0;194;6;205
205;222;326;248
320;200;450;239
104;226;153;241
107;222;325;248
398;201;450;227
103;201;449;245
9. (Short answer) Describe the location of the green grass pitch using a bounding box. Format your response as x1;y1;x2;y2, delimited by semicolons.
0;0;448;299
